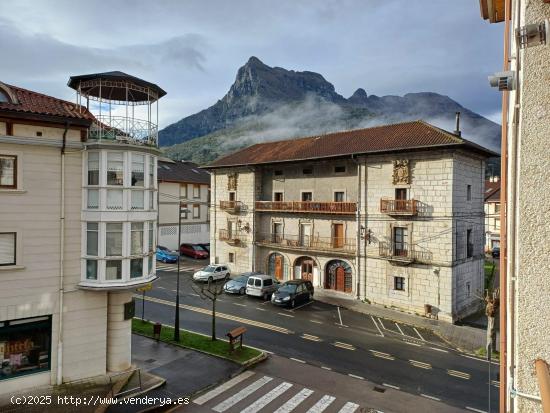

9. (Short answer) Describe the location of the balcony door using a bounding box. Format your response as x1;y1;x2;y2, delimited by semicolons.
274;255;283;280
332;223;344;248
272;222;283;243
393;227;408;257
395;188;407;212
228;220;236;238
299;223;311;247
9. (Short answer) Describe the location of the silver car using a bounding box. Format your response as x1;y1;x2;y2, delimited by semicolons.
246;274;280;300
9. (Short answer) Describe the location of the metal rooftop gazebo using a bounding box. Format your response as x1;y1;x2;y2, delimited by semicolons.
68;71;166;147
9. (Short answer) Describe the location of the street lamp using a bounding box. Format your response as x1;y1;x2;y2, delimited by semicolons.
174;203;190;342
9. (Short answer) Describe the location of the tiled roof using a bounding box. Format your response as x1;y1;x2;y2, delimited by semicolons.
0;82;95;123
485;180;501;202
158;160;210;185
205;120;496;168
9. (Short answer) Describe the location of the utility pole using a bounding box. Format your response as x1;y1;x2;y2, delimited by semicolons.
174;203;189;341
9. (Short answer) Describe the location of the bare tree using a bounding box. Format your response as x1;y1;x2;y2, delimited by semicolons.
191;278;226;341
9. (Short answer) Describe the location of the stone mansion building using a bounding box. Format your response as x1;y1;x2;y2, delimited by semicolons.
206;120;495;322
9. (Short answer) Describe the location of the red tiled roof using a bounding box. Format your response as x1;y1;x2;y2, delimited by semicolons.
205;120;496;168
0;82;95;124
485;180;501;202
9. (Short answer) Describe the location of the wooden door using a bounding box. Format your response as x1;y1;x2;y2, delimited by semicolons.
336;266;345;291
301;260;313;281
274;255;283;280
332;224;344;248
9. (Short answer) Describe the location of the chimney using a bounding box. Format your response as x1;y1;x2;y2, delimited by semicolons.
454;112;461;137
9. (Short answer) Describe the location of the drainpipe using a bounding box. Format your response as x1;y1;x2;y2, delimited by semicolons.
351;155;361;299
57;122;69;385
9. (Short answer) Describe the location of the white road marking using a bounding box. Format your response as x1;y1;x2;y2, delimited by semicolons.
420;394;441;401
338;402;360;413
370;350;395;360
377;317;387;330
395;323;405;335
156;286;166;289
348;374;364;380
278;312;295;318
460;354;499;365
273;388;314;413
193;371;255;405
337;306;344;325
429;347;449;353
301;334;322;342
290;357;306;364
447;370;471;380
382;383;400;390
333;342;356;351
321;366;332;371
404;341;421;347
189;293;200;297
409;360;432;369
306;395;336;413
466;407;487;413
413;327;426;341
212;376;273;412
334;322;349;328
240;382;293;413
255;307;267;311
310;320;323;324
233;303;247;307
371;316;384;337
292;300;314;310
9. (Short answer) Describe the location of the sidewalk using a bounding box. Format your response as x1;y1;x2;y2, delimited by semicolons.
314;289;489;354
106;334;242;412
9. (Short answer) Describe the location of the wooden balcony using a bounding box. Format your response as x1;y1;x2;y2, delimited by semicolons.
255;201;356;215
220;200;243;214
380;199;418;216
219;229;242;246
257;233;356;255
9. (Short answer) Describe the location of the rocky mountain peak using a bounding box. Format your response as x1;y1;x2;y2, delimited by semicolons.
348;88;368;104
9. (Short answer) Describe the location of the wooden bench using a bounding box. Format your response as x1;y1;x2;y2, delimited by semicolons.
227;326;247;352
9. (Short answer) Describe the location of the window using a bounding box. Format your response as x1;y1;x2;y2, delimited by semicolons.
193;205;200;219
181;204;188;219
495;204;501;213
106;189;123;210
131;190;144;210
148;255;153;274
0;232;16;265
264;279;273;287
302;168;313;175
87;152;99;185
181;184;188;199
193;184;200;199
301;192;312;202
149;157;155;187
107;152;124;185
467;229;474;258
86;223;98;256
274;170;283;176
131;222;143;255
106;223;123;256
228;253;234;263
467;184;472;201
394;276;405;291
130;258;143;278
334;165;346;173
105;260;122;280
393;227;408;256
334;192;345;202
0;155;16;188
255;279;261;287
0;91;9;103
395;188;407;200
148;222;154;252
87;189;99;209
494;218;500;230
131;154;145;187
149;190;155;210
86;260;97;280
274;192;284;202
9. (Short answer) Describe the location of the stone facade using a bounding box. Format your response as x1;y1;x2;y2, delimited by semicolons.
209;148;486;322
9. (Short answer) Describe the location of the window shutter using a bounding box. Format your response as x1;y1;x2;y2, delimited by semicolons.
0;233;15;265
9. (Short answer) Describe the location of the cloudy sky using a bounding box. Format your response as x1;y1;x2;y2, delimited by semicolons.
0;0;503;128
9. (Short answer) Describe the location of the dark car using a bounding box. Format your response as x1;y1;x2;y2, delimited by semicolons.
271;279;314;308
492;247;500;258
197;243;210;253
223;272;261;295
180;243;209;259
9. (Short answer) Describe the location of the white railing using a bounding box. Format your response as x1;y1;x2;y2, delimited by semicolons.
89;115;158;146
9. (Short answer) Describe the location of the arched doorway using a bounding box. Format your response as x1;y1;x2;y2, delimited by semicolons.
294;256;317;282
268;253;287;281
325;260;353;293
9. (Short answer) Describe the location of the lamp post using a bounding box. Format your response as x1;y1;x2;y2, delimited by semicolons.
174;204;190;342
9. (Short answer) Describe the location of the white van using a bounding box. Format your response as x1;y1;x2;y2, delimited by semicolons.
246;274;279;300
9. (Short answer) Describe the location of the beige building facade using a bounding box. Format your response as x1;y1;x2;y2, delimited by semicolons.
0;73;163;393
207;121;493;322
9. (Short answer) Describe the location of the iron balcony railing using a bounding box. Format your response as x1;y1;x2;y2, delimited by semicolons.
255;201;356;214
380;199;419;215
379;241;432;262
257;233;356;254
220;200;243;213
219;229;242;246
89;115;158;147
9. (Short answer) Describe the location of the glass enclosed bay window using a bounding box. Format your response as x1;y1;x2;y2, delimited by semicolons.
107;152;124;185
87;152;99;185
131;154;145;186
106;223;123;256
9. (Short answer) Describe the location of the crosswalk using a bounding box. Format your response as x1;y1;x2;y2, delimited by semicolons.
193;371;367;413
156;264;199;273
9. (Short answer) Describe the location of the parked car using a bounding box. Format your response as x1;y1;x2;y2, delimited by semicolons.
156;246;178;263
246;274;280;300
198;243;210;253
193;264;230;282
492;247;500;258
271;280;314;308
224;272;262;295
180;243;209;259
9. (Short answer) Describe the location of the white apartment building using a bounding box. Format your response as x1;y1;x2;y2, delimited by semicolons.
0;72;164;393
484;179;501;252
206;120;495;322
158;159;210;249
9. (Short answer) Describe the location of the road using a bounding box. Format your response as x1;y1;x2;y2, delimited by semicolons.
137;259;499;413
